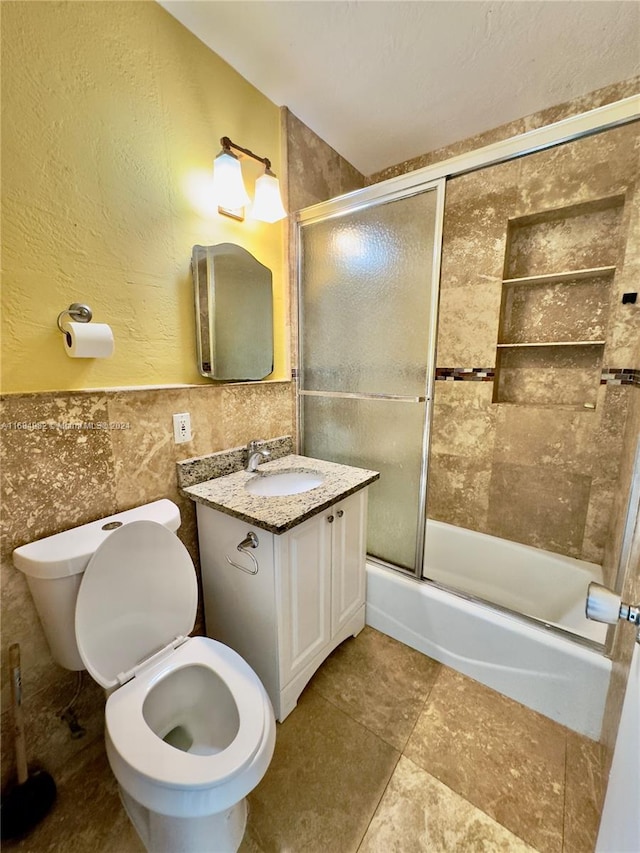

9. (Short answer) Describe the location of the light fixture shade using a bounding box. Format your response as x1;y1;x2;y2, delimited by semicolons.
213;150;250;210
252;171;287;223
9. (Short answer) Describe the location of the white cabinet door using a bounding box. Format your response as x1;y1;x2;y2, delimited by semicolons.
331;490;367;636
276;510;332;686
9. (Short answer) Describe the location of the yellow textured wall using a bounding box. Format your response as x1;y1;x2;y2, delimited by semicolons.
1;0;287;392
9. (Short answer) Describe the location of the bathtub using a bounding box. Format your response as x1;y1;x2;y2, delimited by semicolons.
424;520;607;641
365;523;612;739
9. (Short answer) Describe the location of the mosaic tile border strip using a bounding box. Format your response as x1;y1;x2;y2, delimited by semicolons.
435;367;495;382
434;367;640;387
600;368;640;387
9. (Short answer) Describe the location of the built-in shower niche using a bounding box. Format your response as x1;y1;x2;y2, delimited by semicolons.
493;195;624;407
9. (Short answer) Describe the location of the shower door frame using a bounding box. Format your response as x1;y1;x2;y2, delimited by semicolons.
295;178;446;577
294;94;639;582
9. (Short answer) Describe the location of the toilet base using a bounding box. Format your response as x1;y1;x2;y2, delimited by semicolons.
119;786;248;853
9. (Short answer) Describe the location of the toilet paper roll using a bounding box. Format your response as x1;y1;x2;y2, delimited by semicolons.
63;322;114;358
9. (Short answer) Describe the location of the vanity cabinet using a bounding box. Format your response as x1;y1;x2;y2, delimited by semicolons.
195;488;368;722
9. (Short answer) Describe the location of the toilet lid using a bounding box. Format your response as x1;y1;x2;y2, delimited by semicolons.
75;520;197;690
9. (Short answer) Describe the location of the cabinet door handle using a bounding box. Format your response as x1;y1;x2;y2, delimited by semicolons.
327;515;334;523
337;510;344;518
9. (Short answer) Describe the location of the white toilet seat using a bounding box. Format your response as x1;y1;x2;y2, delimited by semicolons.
105;636;268;789
75;520;198;691
72;517;275;827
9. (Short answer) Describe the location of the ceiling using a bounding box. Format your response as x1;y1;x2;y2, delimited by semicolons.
159;1;640;176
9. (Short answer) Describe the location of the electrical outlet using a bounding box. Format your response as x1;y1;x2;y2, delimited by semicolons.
172;412;192;444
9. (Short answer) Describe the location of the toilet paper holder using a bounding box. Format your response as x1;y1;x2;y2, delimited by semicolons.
56;303;93;334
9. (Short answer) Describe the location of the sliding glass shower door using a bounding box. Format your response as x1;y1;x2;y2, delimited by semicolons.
297;181;444;575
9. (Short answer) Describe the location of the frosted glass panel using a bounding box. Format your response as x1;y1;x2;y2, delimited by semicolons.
303;397;426;570
300;190;438;396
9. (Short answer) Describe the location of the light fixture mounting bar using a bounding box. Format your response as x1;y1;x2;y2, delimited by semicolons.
221;137;272;171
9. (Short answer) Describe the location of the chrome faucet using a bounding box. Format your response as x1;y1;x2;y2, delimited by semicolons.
245;440;271;473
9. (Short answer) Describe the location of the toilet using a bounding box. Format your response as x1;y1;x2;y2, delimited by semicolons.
13;499;276;853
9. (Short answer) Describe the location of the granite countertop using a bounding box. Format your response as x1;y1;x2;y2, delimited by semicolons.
181;454;379;534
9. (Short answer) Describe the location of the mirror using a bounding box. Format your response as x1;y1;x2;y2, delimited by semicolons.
192;243;274;381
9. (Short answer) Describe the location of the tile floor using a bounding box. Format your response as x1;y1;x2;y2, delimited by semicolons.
4;627;603;853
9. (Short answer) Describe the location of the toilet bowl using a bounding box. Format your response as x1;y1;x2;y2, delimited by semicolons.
13;501;276;853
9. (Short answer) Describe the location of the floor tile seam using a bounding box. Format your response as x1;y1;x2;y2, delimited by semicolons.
353;751;403;853
402;748;562;853
389;754;546;853
561;729;569;852
397;663;444;753
306;684;409;753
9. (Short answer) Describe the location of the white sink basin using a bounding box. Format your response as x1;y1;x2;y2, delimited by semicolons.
245;470;325;497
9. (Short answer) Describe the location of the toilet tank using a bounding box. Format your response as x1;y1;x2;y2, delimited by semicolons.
13;500;181;670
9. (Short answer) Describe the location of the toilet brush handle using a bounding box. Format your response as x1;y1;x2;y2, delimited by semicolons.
9;643;29;785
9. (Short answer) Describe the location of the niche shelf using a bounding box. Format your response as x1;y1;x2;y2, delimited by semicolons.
497;341;606;349
493;197;624;407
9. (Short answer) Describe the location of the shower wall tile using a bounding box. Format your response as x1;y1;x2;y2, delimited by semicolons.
439;161;518;291
488;388;630;564
283;108;366;213
428;384;495;532
605;186;640;368
515;124;637;217
427;113;638;567
602;389;640;585
601;391;640;762
430;383;497;461
581;477;619;565
577;386;630;480
492;405;591;471
505;204;624;279
435;283;503;367
486;464;591;558
427;455;492;532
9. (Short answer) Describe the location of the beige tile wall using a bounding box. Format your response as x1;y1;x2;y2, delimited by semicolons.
0;381;294;788
427;122;639;570
282;108;366;214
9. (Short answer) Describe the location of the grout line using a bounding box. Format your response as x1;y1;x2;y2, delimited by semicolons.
561;729;569;852
397;663;443;753
353;751;402;853
307;683;401;753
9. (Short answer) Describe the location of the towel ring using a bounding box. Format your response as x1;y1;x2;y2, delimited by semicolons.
226;531;259;575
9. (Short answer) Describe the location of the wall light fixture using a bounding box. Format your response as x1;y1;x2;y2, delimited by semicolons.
213;136;287;223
